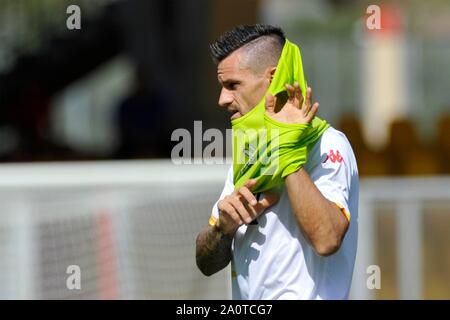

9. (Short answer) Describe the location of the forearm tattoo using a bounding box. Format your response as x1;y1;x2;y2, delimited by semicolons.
196;226;233;276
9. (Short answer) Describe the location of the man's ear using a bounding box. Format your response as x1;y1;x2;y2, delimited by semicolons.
267;66;276;83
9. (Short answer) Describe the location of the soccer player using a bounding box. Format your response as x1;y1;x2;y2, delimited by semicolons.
195;24;359;300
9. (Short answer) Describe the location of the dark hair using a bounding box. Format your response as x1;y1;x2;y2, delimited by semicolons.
210;24;286;64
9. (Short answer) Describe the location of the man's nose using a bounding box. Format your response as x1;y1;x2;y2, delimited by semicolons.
218;88;233;108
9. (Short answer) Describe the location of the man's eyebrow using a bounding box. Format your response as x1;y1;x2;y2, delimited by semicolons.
218;78;240;85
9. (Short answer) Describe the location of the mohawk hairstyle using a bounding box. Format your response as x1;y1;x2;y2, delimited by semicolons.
210;24;286;64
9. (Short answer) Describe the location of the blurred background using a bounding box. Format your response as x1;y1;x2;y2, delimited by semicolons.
0;0;449;299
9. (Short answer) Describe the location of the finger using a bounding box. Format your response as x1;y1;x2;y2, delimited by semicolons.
294;82;303;109
306;86;312;102
229;196;253;224
301;86;311;114
265;94;275;114
243;179;257;191
285;83;295;100
272;94;278;112
237;186;257;206
218;200;242;226
306;102;319;121
253;191;279;214
243;202;259;221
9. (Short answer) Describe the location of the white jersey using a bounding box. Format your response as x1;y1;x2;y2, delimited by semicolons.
209;127;359;300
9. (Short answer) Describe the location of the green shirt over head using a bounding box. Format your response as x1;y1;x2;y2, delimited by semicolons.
231;39;329;193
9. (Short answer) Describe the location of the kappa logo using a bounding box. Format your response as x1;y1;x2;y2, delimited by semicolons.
323;149;344;164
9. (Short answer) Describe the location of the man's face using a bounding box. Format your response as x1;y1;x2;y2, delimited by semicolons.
217;49;272;120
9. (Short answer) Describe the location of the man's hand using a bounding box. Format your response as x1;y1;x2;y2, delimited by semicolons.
265;83;319;124
217;179;279;235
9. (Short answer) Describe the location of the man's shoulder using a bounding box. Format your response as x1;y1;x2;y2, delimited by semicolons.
320;127;351;148
313;127;354;157
306;126;356;170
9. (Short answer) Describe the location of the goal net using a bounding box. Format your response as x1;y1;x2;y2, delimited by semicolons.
0;160;231;299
